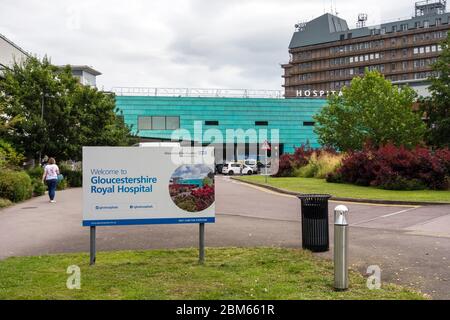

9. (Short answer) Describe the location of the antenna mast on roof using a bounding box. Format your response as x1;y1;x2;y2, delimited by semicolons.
415;0;446;17
295;21;307;31
357;13;368;28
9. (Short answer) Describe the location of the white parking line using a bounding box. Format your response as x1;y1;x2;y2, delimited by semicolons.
351;207;420;226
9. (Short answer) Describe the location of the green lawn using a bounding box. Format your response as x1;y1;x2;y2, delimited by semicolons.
0;248;424;300
237;176;450;203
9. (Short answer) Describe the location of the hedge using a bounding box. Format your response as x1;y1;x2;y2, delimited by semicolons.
0;170;33;202
60;164;82;188
327;144;450;190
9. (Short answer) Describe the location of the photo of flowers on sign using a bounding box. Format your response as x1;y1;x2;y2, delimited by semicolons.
169;164;215;213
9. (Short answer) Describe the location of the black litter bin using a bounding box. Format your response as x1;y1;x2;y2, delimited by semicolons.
298;194;331;252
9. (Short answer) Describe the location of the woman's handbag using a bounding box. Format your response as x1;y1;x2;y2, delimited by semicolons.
57;174;64;182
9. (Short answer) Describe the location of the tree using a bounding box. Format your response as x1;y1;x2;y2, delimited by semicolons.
67;84;137;159
314;70;426;151
420;33;450;148
0;56;136;161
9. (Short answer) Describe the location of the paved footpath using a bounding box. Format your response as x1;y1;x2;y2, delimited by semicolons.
1;176;449;299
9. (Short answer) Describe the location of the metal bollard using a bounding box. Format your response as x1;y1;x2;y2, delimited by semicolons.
334;205;349;290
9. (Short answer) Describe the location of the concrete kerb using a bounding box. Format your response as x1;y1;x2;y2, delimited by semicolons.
231;177;450;206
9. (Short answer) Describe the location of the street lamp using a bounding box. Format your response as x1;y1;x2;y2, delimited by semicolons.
38;92;54;165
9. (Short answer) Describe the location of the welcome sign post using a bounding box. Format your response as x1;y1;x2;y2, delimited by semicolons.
83;146;215;265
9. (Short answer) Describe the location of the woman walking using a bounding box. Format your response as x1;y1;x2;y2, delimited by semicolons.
42;157;60;203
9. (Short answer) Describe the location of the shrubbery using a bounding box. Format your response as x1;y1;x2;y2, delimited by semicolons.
273;145;341;179
0;170;33;202
31;179;46;196
327;144;450;190
0;198;12;208
60;165;82;188
273;145;314;177
0;140;24;169
26;166;44;179
294;152;343;179
56;179;68;191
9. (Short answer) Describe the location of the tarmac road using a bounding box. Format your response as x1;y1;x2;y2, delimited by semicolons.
0;175;449;299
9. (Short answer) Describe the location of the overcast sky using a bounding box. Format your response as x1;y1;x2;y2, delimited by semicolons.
1;0;418;90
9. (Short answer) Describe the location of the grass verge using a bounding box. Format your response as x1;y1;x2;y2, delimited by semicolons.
237;176;450;203
0;248;424;300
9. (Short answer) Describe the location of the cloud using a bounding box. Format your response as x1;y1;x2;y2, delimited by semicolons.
172;164;212;179
0;0;414;90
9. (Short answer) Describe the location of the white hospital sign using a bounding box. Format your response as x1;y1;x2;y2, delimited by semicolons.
296;90;343;98
82;146;215;226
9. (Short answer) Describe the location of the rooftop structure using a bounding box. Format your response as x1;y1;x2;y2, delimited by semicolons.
112;87;284;99
283;1;450;98
0;33;29;71
63;65;102;87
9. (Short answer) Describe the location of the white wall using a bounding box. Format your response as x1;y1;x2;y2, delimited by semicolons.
0;36;27;69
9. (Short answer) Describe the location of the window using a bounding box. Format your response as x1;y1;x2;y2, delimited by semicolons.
138;116;152;130
205;120;219;126
303;121;315;126
403;49;408;57
152;116;166;130
166;117;180;130
138;116;180;130
415;21;421;28
340;34;345;41
255;121;268;126
381;28;386;35
392;25;397;32
402;61;408;70
424;20;429;28
436;18;442;26
401;24;408;31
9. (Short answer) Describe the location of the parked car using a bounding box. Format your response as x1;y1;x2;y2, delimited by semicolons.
222;162;254;175
244;159;258;172
215;163;224;174
241;165;254;175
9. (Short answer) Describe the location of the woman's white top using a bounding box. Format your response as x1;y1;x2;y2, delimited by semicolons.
44;164;59;180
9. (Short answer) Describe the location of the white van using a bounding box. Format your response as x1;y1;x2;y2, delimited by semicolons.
244;159;258;172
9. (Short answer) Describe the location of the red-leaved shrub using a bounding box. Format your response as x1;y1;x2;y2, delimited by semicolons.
333;143;450;190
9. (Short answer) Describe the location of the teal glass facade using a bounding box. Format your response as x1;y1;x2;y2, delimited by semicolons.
115;96;326;154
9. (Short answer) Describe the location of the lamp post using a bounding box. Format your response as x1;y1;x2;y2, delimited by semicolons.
38;92;54;166
38;94;44;165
